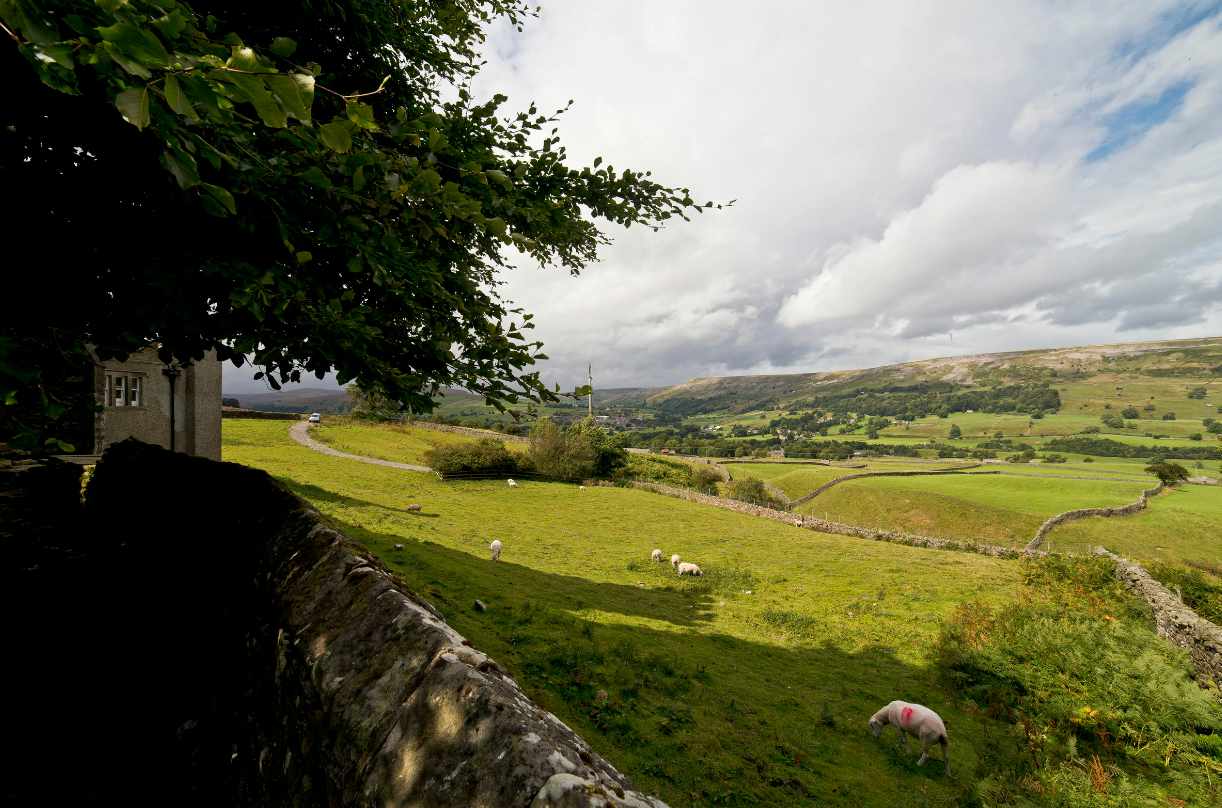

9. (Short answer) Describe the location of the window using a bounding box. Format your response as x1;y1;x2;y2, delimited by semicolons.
105;373;143;407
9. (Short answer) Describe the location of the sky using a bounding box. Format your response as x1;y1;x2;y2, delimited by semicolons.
225;1;1222;394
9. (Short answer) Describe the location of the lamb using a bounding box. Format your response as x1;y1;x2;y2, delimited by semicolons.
670;553;681;570
405;504;422;513
868;700;949;774
651;548;664;562
507;478;517;487
677;562;703;577
490;539;503;561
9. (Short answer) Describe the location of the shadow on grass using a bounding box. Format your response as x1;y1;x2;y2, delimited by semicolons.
325;517;1012;808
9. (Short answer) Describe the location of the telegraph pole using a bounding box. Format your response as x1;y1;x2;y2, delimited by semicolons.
588;364;593;418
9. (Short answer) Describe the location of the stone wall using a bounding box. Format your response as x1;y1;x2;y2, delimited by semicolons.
603;480;1024;559
4;441;665;808
1023;483;1163;552
789;465;991;507
1096;548;1222;686
222;408;304;420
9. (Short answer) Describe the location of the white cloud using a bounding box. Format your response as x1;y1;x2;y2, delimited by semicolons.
221;2;1222;394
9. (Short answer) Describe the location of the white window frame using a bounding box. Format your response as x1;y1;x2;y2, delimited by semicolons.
105;372;145;408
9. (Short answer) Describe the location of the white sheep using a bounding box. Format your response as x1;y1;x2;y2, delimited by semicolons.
670;553;681;570
869;700;949;773
406;504;422;512
507;478;517;487
677;562;703;577
490;539;503;561
651;548;663;562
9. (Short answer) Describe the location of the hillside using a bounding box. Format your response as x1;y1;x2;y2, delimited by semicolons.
647;337;1222;416
230;388;353;413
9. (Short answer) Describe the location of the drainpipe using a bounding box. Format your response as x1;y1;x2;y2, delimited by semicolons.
162;365;181;452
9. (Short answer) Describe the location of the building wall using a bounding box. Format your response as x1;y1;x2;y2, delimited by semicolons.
95;348;221;459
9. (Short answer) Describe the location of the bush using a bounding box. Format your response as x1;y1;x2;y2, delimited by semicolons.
1187;386;1207;400
1100;414;1125;430
1144;461;1189;485
1041;453;1067;463
948;424;962;439
1120;406;1139;419
1162;412;1177;420
528;417;625;480
936;557;1222;804
724;477;786;509
691;465;723;495
425;439;520;475
1081;425;1100;434
1189;433;1202;441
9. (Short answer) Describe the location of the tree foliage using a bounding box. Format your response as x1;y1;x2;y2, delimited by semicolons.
0;0;716;451
1144;461;1189;486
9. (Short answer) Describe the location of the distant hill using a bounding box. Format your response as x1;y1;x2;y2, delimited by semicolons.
228;388;352;413
645;337;1222;416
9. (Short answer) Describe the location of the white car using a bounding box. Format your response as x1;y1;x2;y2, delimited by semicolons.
308;412;321;423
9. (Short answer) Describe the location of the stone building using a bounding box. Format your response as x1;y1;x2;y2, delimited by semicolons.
93;348;222;460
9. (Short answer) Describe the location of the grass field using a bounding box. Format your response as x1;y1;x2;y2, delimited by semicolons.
224;419;1024;805
309;418;524;465
796;474;1153;546
1044;485;1222;566
223;419;1219;806
727;460;976;500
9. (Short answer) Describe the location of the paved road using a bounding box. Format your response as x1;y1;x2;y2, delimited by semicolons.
288;421;433;473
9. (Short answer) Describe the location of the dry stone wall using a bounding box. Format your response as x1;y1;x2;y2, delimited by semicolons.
1096;548;1222;686
1024;483;1163;552
603;480;1024;559
29;440;665;808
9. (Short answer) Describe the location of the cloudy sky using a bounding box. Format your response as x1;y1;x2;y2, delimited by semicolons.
226;1;1222;394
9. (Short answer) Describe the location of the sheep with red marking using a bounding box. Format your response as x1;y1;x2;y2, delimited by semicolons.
869;700;949;773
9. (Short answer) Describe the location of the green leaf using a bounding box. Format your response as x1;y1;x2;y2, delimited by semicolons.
97;21;170;68
300;166;332;189
295;250;313;264
162;148;200;188
224;73;287;128
346;101;377;131
163;74;198;121
225;45;261;71
153;9;189;40
319;120;354;153
266;74;311;123
269;36;297;58
199;183;237;216
114;87;150;129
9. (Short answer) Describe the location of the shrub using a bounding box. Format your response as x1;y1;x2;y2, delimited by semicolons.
528;417;627;480
1041;453;1067;463
1189;433;1202;441
1144;461;1189;485
1120;406;1139;419
948;424;962;439
936;557;1222;804
1162;412;1177;420
691;465;723;495
1081;425;1100;434
425;439;520;475
724;477;786;509
1187;386;1207;400
1100;414;1125;430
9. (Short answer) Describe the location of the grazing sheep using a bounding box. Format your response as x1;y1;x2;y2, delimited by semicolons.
670;553;681;570
507;478;517;487
579;485;586;491
490;539;503;561
651;549;664;562
393;543;404;551
869;700;949;774
406;504;422;512
677;562;703;577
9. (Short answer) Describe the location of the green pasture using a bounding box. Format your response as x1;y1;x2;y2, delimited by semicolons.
796;474;1152;547
223;419;1219;806
1043;484;1222;567
310;418;524;465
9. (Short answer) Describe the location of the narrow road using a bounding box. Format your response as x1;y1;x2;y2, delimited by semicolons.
288;421;433;473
